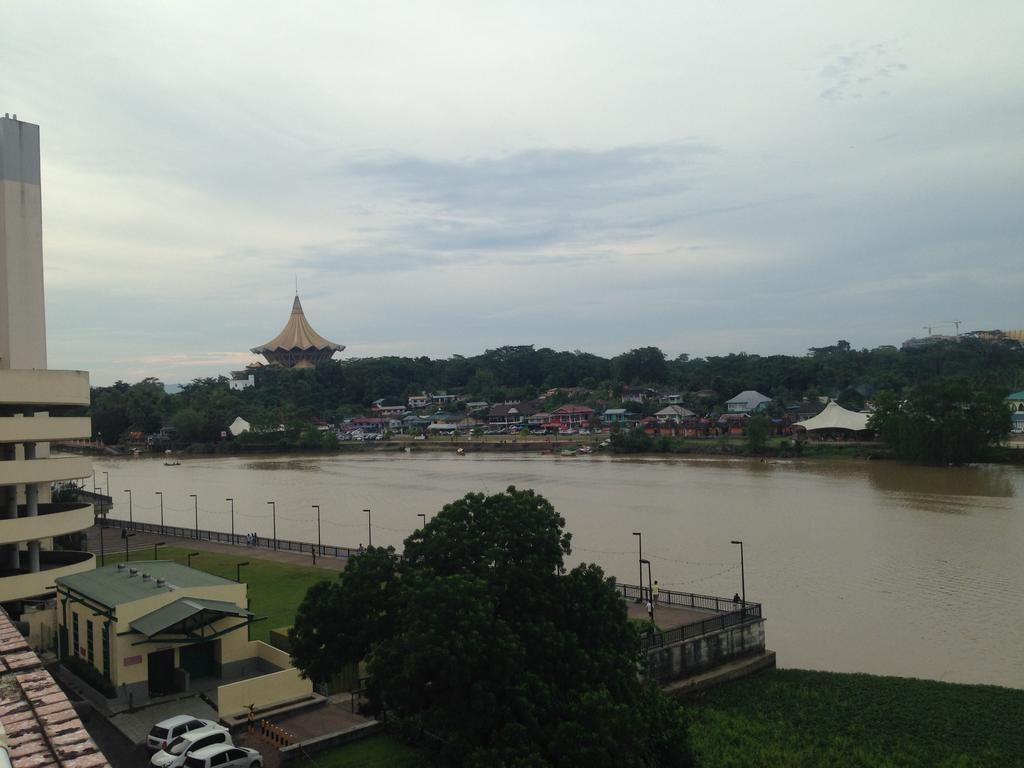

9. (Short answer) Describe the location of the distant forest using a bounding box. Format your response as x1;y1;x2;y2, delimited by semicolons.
85;339;1024;445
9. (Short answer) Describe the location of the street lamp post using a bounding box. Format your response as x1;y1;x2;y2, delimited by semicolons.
236;561;249;583
226;498;235;542
153;541;166;560
102;471;109;497
155;491;164;530
731;539;746;616
123;489;133;525
632;531;643;603
364;508;372;547
267;502;277;549
122;530;135;561
96;492;105;565
640;558;655;624
190;494;199;539
187;551;200;568
312;505;321;555
418;513;426;528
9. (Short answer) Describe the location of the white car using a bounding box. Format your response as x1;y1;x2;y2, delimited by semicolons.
184;744;262;768
151;726;232;768
146;716;220;753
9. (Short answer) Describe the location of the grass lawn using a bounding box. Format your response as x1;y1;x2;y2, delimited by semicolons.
689;668;1024;767
296;734;421;768
105;546;333;642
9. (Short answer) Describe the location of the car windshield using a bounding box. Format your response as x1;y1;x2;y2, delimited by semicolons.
150;726;169;739
167;736;188;755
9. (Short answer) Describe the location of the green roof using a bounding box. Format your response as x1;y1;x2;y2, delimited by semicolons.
1007;391;1024;401
130;597;252;639
56;561;237;607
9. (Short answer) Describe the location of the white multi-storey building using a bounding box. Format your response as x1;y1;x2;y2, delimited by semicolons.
0;114;93;607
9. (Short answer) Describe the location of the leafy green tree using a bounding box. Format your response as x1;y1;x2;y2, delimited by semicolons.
171;407;206;444
869;382;1011;465
290;488;691;767
746;415;770;453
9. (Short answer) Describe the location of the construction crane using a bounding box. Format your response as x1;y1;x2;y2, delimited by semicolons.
943;319;962;336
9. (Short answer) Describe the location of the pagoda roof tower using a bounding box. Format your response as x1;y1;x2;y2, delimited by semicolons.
251;295;345;368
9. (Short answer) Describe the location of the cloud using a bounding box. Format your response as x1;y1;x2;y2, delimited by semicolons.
818;42;908;101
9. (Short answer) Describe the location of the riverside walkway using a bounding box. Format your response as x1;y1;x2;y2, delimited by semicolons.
85;518;751;633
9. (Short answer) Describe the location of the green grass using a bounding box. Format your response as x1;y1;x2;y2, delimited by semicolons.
689;669;1024;767
104;546;333;642
275;669;1024;767
296;734;422;768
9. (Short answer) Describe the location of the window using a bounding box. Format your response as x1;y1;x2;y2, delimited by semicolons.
102;623;110;679
210;752;229;766
86;620;94;665
72;613;79;655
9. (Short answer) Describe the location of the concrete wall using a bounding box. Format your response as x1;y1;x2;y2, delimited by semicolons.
0;116;46;370
644;619;766;685
217;666;313;720
0;552;94;603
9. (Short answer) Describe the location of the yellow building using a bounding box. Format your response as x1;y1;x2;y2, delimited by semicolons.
55;560;270;708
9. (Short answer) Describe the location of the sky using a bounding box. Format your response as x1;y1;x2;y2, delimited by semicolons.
2;1;1022;385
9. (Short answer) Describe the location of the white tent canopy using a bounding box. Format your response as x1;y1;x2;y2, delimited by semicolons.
228;416;251;436
795;401;870;432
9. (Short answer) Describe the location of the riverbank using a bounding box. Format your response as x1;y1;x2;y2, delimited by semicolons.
63;435;899;461
301;668;1024;767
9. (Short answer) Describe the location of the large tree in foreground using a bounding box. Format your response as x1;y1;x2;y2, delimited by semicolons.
868;381;1011;465
290;487;691;767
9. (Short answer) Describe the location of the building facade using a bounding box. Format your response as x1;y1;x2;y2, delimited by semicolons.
55;561;267;707
0;115;93;609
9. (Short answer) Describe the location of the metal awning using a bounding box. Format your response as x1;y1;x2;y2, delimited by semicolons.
129;597;257;645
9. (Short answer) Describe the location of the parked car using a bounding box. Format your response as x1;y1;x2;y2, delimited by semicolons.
184;744;262;768
146;716;220;753
151;726;232;768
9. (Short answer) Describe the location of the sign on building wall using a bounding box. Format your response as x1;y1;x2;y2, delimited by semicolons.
123;654;143;666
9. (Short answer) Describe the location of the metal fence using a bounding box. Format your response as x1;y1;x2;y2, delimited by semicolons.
99;517;359;559
615;582;764;653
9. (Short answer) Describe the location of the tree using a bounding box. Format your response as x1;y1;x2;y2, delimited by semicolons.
747;414;770;453
290;488;691;767
869;382;1011;465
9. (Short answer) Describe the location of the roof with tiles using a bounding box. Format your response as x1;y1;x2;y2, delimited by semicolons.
0;608;110;768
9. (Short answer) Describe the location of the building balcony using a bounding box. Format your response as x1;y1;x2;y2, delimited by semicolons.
0;502;94;546
0;455;91;486
0;549;94;603
0;414;91;444
0;369;90;407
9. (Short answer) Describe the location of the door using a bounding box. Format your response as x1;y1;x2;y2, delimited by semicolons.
180;640;217;679
148;648;176;696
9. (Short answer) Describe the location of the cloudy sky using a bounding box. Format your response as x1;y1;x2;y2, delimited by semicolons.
2;1;1022;385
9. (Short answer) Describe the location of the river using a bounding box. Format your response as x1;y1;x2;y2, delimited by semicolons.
89;453;1024;689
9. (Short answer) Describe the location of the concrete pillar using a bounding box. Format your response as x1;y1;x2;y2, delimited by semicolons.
26;478;39;573
27;540;40;572
4;484;18;570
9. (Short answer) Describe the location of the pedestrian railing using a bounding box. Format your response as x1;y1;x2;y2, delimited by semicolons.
97;516;360;559
615;582;764;654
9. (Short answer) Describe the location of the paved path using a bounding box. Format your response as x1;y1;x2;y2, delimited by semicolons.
624;598;721;629
85;525;723;629
84;524;351;572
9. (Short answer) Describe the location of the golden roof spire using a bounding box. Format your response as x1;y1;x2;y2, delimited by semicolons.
251;294;344;368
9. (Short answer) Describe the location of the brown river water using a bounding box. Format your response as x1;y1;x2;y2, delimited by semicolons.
91;453;1024;689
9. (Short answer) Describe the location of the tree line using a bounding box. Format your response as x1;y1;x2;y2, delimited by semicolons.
82;338;1024;447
